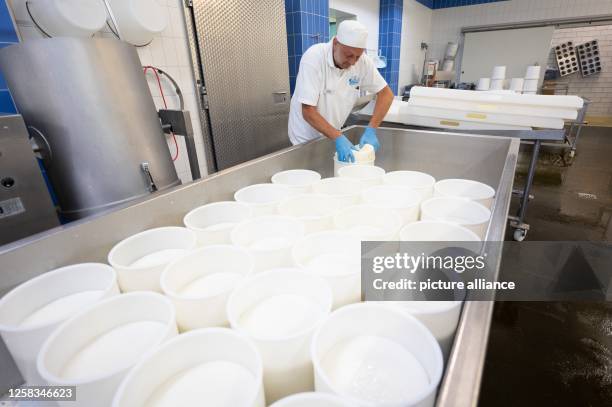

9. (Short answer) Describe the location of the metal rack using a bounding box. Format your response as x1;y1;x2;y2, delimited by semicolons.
564;98;590;161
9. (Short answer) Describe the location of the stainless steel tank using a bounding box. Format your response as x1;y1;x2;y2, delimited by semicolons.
0;38;180;220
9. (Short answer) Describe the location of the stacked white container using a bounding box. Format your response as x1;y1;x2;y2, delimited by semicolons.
490;66;506;91
523;65;541;95
509;78;525;93
476;77;491;91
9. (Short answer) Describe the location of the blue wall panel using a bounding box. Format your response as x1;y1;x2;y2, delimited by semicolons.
0;0;18;114
285;0;329;94
378;0;402;95
417;0;506;9
416;0;434;8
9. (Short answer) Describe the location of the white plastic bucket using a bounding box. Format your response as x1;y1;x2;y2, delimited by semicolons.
333;145;375;177
270;392;351;407
490;79;504;90
227;269;333;403
399;220;481;241
525;65;541;80
441;59;454;71
386;301;463;361
338;165;386;189
362;185;421;225
292;231;362;308
476;78;490;91
183;201;253;247
231;216;305;273
37;292;178;407
433;178;496;209
383;171;436;200
278;193;342;234
445;42;459;59
510;78;525;93
491;65;506;79
312;177;363;208
0;263;119;384
160;245;254;331
311;303;443;407
334;156;373;177
107;227;197;292
523;78;538;92
271;169;322;193
333;204;402;241
234;183;295;217
112;328;265;407
421;197;492;240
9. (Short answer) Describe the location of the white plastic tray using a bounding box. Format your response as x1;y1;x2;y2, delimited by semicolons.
409;96;578;120
403;105;565;129
410;86;584;109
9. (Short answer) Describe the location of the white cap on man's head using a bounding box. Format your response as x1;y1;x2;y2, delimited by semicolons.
336;20;368;49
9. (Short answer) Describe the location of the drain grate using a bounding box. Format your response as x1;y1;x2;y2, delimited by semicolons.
576;40;602;77
555;41;579;76
577;192;598;200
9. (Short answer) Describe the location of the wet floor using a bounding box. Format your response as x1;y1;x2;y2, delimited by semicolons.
479;126;612;406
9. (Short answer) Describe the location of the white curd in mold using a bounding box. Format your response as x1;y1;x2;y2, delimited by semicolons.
146;360;257;407
130;249;189;268
239;294;324;340
19;290;104;328
321;335;429;404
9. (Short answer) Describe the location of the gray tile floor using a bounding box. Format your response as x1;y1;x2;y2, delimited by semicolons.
479;126;612;406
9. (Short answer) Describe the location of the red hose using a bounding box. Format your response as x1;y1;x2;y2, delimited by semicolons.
143;66;179;161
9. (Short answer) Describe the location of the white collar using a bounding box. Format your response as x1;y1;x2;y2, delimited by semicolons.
326;39;338;69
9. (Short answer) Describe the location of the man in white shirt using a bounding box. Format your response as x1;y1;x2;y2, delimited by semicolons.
288;20;394;162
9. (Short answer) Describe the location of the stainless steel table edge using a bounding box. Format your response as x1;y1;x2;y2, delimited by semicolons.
436;138;520;407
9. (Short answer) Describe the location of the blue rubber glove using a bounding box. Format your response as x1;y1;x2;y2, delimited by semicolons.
359;126;380;152
335;135;357;163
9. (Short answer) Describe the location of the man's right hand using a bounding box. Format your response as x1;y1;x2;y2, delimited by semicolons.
335;135;357;163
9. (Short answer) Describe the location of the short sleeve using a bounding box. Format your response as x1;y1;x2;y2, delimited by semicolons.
359;54;388;94
294;59;323;107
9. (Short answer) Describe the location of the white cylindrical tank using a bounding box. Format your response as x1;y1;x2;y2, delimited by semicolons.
27;0;107;37
106;0;168;46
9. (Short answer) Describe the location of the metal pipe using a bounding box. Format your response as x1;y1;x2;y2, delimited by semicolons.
517;139;541;223
102;0;123;39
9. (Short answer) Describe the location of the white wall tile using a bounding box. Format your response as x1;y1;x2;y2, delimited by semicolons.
548;25;612;116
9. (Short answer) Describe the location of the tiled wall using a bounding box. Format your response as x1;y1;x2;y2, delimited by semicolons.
433;0;506;9
416;0;434;8
6;0;207;183
416;0;505;9
285;0;330;94
548;25;612;117
0;0;17;114
379;0;403;94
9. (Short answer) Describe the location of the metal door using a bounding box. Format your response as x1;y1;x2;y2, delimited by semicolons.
189;0;291;171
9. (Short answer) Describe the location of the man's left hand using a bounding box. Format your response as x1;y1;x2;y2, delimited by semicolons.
359;126;380;152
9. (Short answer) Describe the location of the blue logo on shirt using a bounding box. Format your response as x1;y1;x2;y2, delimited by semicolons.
348;76;359;87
